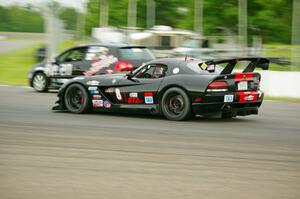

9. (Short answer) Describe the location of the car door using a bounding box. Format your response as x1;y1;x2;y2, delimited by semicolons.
53;47;89;78
112;64;167;105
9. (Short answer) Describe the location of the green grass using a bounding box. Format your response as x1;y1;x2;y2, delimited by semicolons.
265;96;300;103
0;42;44;85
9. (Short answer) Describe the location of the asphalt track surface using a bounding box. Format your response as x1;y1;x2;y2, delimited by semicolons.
0;40;42;55
0;86;299;199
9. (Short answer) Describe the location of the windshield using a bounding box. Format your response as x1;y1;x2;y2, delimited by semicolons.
119;48;155;60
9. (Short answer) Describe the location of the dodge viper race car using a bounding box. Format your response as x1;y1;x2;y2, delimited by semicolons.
52;57;269;121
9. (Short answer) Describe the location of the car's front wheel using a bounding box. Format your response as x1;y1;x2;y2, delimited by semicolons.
64;83;91;114
161;87;192;121
32;72;48;92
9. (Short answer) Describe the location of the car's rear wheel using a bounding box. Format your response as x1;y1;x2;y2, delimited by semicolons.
64;83;91;114
32;72;48;92
161;87;192;121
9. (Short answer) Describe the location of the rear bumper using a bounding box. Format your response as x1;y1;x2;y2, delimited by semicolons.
191;91;263;116
192;101;262;116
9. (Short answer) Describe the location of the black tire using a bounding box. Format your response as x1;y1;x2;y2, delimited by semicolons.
64;83;91;114
161;87;192;121
32;72;48;92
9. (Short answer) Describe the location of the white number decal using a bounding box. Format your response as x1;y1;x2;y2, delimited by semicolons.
115;88;122;100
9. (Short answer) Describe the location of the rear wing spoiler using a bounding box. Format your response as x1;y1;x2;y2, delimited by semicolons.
206;57;269;75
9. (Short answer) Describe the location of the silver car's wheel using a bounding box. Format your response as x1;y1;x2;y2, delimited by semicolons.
32;72;48;92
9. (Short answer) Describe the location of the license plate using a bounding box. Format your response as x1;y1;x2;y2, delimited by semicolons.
238;81;248;90
224;95;234;102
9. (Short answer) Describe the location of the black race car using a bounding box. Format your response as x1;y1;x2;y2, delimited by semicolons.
28;43;155;92
52;57;269;121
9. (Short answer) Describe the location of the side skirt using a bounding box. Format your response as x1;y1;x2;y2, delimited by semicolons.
93;104;160;115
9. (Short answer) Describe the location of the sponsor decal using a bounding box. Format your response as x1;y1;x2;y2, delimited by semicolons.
86;80;100;85
103;100;111;108
93;94;102;99
129;92;138;98
200;63;207;70
237;91;258;102
105;88;114;93
128;98;143;104
88;86;98;91
89;90;99;94
92;100;103;107
144;92;154;104
115;88;122;100
112;79;117;84
224;95;234;102
173;68;180;74
206;64;215;71
244;95;254;101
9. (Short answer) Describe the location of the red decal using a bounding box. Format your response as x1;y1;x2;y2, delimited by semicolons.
237;91;258;102
235;72;253;81
128;98;143;104
235;73;244;82
144;92;153;97
245;72;253;80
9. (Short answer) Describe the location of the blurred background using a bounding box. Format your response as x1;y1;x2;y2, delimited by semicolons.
0;0;299;97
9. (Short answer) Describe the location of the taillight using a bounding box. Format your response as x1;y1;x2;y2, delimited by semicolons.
207;81;228;92
114;61;134;71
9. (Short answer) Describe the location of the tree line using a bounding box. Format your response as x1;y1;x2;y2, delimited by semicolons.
0;4;77;33
0;0;293;43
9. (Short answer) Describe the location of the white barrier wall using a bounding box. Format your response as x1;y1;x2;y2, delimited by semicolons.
260;71;300;98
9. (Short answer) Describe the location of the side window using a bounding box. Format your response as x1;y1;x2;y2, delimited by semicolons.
135;64;167;79
57;48;87;63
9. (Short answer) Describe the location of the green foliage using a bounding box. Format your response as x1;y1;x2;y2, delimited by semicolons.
0;6;43;32
59;8;78;31
85;0;100;34
0;4;79;33
0;0;294;43
85;0;293;44
0;43;44;85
